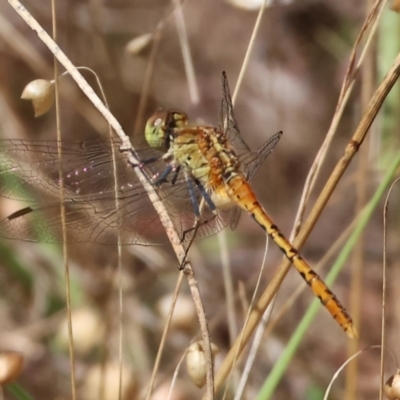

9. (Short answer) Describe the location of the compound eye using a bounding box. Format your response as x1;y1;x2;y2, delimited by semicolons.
145;110;168;148
149;110;167;129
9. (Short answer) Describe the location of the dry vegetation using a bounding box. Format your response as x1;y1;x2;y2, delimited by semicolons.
0;1;399;399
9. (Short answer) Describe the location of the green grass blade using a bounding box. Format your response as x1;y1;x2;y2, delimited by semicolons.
7;382;34;400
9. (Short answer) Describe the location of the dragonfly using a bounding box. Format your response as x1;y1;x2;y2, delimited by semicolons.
0;72;355;337
144;72;356;338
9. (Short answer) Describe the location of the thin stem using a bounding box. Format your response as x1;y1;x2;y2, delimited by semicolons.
51;2;76;399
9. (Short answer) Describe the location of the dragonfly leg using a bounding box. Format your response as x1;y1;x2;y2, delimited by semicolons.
186;174;201;217
180;214;214;240
139;156;181;187
125;154;161;168
186;176;217;220
194;180;216;212
154;164;174;186
171;166;181;185
140;155;162;165
180;179;218;243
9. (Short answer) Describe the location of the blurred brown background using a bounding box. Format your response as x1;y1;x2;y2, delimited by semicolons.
0;1;399;399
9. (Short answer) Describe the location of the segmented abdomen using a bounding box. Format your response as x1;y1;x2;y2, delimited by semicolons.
226;174;356;338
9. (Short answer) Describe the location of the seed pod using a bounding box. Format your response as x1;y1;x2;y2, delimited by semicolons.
185;341;219;388
385;372;400;400
125;33;153;55
157;294;196;332
21;79;54;117
56;307;105;356
0;351;24;385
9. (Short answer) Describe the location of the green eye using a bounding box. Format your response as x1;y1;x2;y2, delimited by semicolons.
145;109;189;148
145;110;167;148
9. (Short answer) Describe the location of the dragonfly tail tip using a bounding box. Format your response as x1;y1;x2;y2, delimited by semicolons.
346;325;359;339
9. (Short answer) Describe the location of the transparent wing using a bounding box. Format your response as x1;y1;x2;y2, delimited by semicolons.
228;131;282;231
0;76;281;245
218;71;251;155
0;138;232;245
241;130;282;180
218;71;283;176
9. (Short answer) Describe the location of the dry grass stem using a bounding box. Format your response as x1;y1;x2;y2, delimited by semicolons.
133;19;166;136
50;1;76;398
223;235;270;397
218;232;237;344
345;5;378;393
146;271;184;400
292;0;387;239
172;0;199;105
232;0;270;105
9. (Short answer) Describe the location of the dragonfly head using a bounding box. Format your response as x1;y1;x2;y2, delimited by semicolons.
145;109;188;149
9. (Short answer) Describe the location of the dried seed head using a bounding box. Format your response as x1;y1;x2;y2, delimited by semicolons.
185;341;219;388
125;33;153;55
81;362;137;400
385;372;400;400
21;79;54;117
157;294;196;332
0;351;23;385
56;307;105;356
